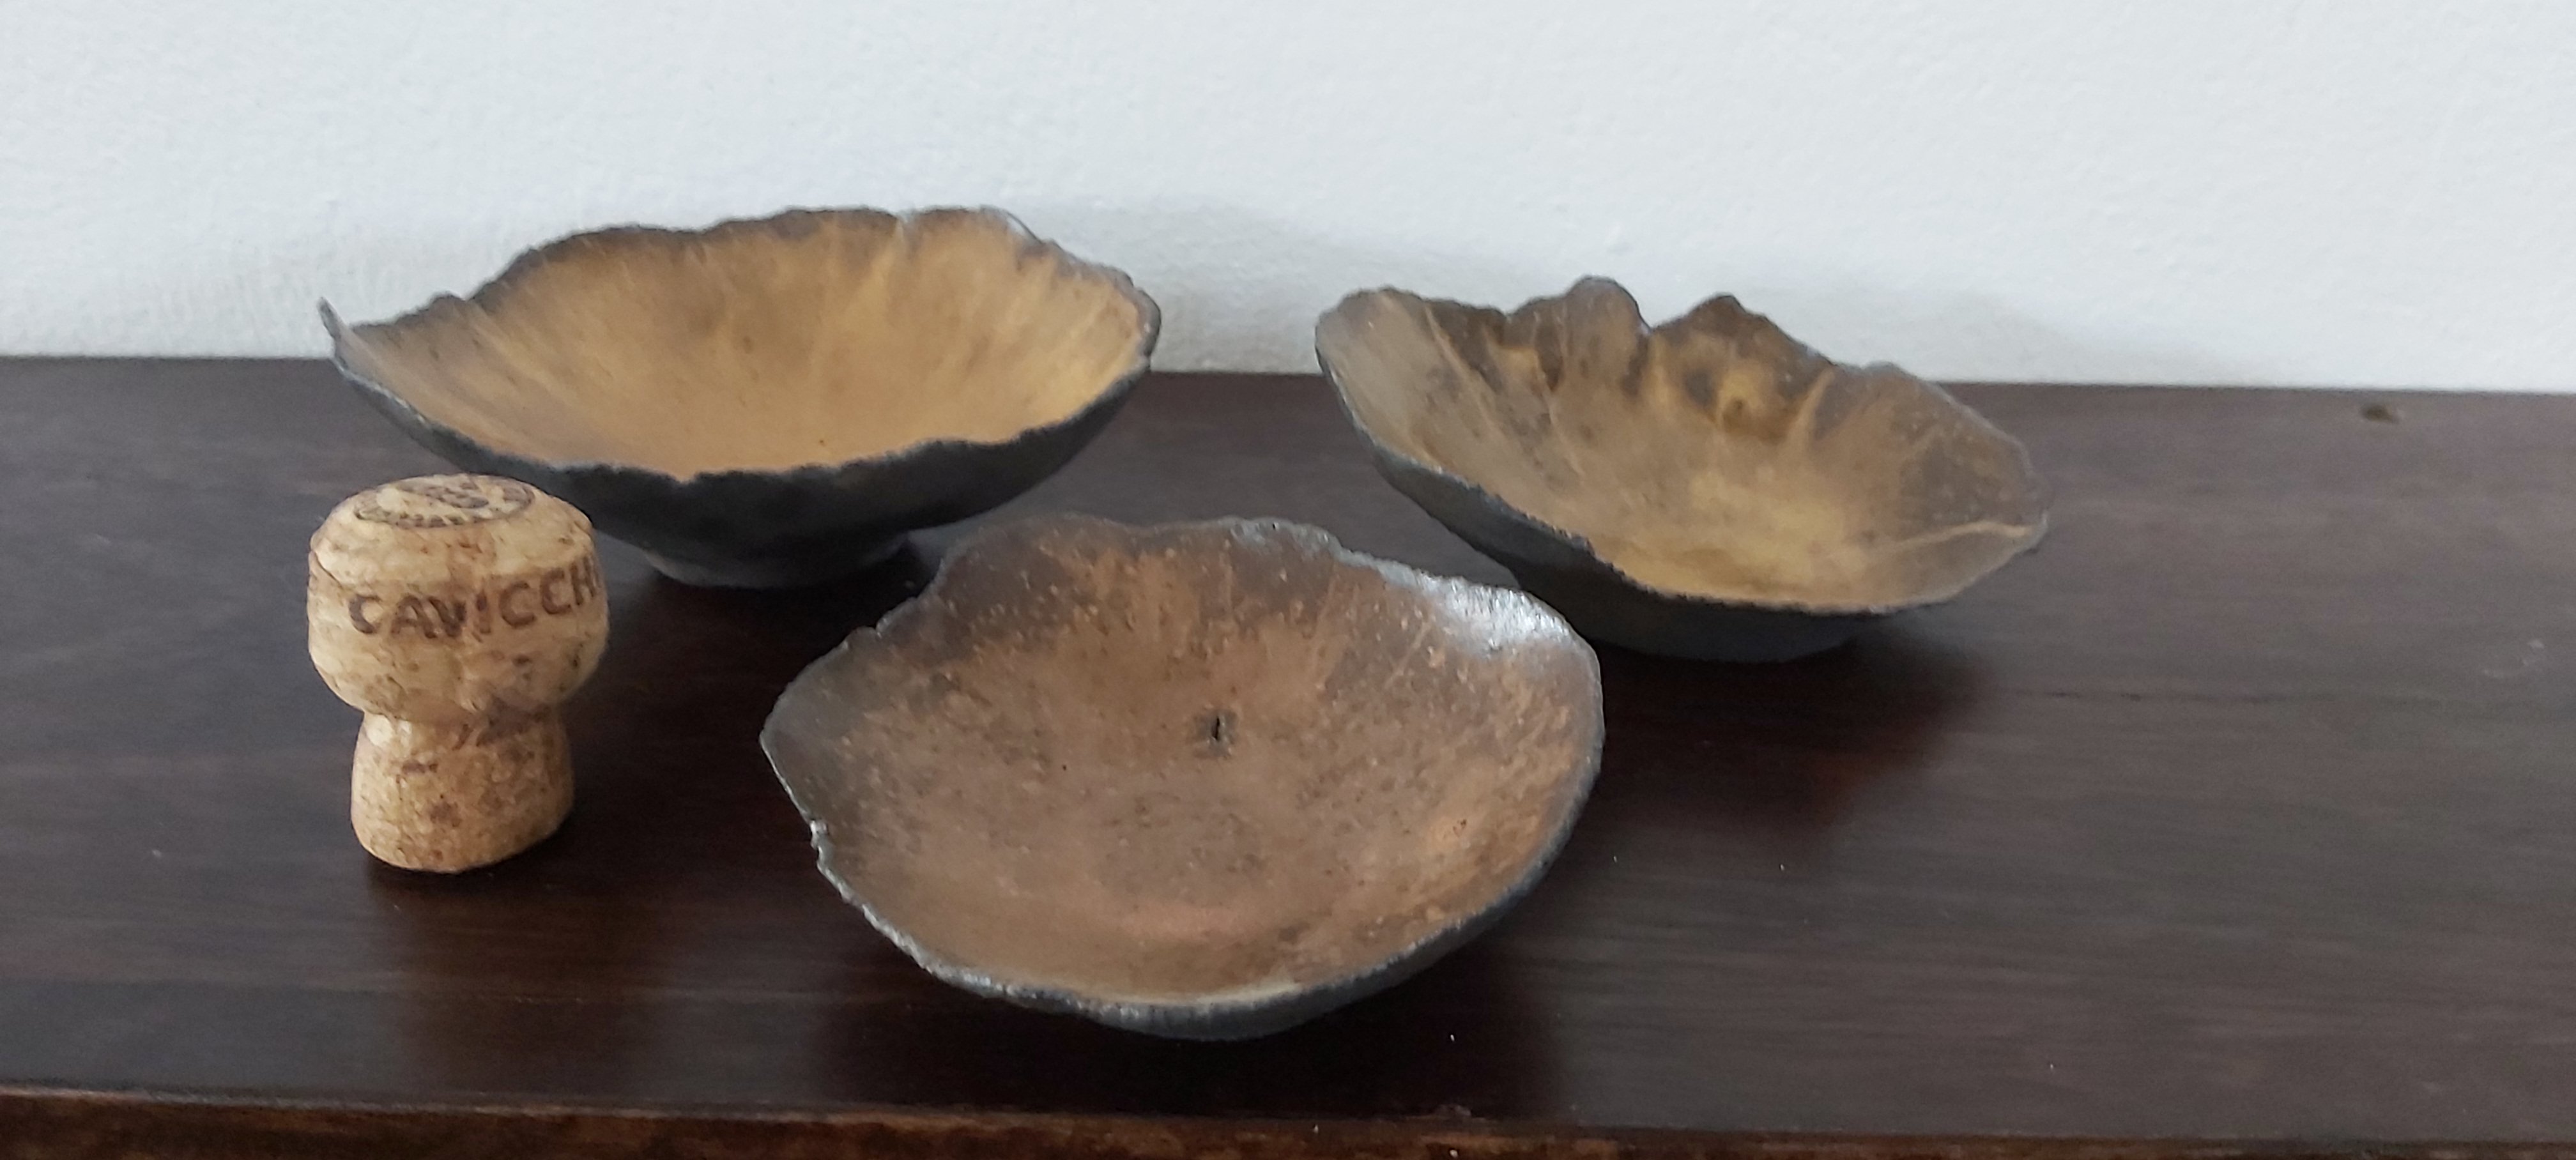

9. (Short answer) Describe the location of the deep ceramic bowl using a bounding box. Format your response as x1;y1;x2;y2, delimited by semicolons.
761;514;1604;1039
1316;279;2048;662
323;207;1160;588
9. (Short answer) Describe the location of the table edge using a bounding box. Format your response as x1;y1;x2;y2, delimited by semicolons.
4;1087;2572;1160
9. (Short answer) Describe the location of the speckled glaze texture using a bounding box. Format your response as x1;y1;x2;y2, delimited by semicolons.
323;208;1161;588
1317;280;2048;662
762;514;1604;1039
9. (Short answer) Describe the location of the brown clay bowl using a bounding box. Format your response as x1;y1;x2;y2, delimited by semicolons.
323;207;1158;588
761;514;1604;1039
1316;279;2048;662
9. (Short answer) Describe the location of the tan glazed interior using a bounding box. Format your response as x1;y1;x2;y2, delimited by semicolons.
768;519;1598;1004
330;210;1152;477
1319;280;2046;611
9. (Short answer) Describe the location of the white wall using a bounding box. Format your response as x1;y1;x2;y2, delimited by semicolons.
3;1;2571;388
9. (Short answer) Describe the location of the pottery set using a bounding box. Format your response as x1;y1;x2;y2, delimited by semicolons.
312;205;2048;1040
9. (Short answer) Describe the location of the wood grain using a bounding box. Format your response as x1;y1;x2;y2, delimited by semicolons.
4;359;2575;1155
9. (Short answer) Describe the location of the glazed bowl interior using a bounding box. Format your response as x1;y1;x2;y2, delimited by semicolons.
1317;279;2045;612
763;515;1602;1032
326;208;1154;478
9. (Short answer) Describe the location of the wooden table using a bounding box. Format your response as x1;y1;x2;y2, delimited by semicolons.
4;359;2573;1158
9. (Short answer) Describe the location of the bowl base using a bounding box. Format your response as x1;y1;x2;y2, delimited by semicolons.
1582;613;1868;663
645;538;907;589
1512;565;1876;662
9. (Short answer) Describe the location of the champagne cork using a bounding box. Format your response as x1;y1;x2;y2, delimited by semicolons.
307;475;608;872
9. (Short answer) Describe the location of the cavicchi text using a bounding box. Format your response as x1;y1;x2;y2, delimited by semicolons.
344;556;602;638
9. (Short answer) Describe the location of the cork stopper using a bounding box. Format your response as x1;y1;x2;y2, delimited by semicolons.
307;475;608;871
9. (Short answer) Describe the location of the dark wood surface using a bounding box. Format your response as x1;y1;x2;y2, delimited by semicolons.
5;358;2576;1156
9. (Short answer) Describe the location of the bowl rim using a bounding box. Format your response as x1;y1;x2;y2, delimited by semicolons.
758;512;1607;1035
319;205;1163;485
1314;278;2051;616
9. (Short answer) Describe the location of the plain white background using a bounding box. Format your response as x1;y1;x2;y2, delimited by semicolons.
3;0;2571;388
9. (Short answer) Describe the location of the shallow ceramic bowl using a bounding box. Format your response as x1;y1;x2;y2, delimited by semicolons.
1316;279;2048;662
323;207;1159;588
761;514;1604;1039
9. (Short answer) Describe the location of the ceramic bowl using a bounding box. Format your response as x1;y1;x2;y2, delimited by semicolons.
762;514;1604;1039
323;207;1159;588
1316;279;2047;662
